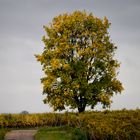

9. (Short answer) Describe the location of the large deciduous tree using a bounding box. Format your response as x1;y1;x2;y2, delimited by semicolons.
35;11;123;113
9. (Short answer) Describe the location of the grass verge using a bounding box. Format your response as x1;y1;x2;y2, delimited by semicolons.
35;127;72;140
0;129;9;140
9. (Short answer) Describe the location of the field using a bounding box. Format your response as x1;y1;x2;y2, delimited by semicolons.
0;109;140;140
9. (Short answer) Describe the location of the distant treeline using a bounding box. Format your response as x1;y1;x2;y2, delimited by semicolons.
0;110;140;140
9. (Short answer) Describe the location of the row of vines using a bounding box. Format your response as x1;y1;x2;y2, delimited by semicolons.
0;110;140;140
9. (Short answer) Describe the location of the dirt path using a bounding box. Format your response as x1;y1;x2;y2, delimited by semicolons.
4;130;37;140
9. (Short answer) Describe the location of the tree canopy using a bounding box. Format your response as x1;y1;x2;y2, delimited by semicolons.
35;11;123;113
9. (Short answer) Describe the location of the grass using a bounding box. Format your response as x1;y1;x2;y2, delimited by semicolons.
0;129;9;140
35;127;72;140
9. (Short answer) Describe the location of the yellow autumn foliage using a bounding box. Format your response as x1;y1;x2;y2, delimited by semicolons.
51;59;60;69
63;64;71;70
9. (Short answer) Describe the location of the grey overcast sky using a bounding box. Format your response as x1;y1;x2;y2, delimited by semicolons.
0;0;140;113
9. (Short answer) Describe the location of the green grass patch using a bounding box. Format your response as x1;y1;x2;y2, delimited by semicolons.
35;127;72;140
0;129;9;140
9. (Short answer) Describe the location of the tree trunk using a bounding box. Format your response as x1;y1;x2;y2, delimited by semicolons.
77;96;87;113
78;105;86;113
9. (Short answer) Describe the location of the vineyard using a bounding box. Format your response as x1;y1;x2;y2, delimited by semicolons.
0;110;140;140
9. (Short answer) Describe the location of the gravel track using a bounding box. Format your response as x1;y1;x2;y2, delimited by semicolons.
4;130;37;140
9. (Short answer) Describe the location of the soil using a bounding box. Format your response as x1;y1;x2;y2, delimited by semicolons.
4;130;37;140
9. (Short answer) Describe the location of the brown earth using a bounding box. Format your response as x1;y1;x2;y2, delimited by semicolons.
4;130;37;140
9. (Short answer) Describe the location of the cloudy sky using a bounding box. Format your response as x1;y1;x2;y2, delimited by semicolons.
0;0;140;113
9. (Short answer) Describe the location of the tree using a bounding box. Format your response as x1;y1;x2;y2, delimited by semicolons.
21;110;29;114
35;11;123;113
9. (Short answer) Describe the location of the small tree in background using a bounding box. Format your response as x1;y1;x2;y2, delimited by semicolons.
35;11;123;113
21;110;29;114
